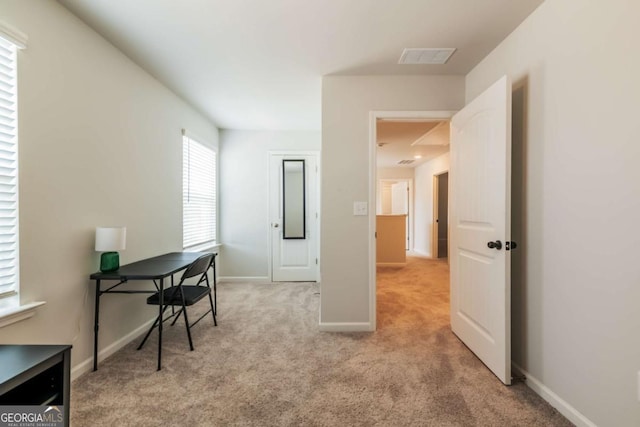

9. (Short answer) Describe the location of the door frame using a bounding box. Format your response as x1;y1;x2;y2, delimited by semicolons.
267;150;321;282
368;110;456;330
432;170;449;259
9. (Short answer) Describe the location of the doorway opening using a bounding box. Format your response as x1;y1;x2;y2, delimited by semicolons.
378;178;412;252
369;110;455;330
433;171;449;259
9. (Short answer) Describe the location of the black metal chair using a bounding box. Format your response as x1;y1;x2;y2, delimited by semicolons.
137;253;217;353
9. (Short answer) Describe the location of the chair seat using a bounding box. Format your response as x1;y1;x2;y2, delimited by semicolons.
147;285;211;306
137;253;217;364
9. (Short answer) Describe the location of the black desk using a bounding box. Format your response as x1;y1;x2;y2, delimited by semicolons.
89;252;215;371
0;345;72;427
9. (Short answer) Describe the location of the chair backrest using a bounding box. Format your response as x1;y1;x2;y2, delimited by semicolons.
181;253;215;281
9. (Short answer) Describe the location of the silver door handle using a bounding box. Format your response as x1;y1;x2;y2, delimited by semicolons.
273;223;279;228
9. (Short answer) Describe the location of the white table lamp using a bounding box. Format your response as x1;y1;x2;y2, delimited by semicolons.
95;226;126;272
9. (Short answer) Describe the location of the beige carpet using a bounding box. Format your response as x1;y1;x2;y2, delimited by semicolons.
71;257;572;426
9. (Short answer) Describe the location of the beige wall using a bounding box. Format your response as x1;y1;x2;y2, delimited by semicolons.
466;0;640;425
321;76;464;327
414;153;450;257
376;167;414;180
219;130;320;279
0;1;218;375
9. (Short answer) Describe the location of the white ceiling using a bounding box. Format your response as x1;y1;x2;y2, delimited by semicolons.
376;121;449;169
57;0;544;131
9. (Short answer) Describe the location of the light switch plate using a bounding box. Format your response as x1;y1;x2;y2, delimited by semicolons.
353;201;368;216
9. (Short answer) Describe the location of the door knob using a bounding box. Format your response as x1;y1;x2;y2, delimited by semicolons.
487;240;502;250
273;223;279;228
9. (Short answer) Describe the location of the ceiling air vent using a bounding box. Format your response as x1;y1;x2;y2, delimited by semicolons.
398;48;456;65
398;159;415;165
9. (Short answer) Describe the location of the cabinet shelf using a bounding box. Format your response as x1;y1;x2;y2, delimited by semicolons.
0;345;71;427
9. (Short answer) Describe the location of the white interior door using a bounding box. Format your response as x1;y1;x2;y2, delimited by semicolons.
269;153;319;282
390;182;408;214
450;75;512;384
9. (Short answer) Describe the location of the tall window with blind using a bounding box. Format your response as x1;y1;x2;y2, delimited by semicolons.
0;36;19;309
182;132;217;249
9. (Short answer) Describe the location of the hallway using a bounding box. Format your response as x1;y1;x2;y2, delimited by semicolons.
375;256;572;426
377;256;450;331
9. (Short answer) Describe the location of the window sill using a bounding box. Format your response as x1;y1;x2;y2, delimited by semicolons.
0;301;46;329
185;242;222;253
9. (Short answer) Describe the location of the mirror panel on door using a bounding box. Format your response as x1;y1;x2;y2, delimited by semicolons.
282;159;305;239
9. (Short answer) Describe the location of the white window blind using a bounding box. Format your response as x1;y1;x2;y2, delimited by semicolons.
183;133;217;249
0;36;18;300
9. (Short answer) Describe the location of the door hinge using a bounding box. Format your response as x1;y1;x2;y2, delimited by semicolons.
315;258;318;265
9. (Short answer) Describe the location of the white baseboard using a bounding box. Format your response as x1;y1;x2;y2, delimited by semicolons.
512;363;596;427
218;276;270;283
318;322;373;332
71;318;155;381
376;262;407;267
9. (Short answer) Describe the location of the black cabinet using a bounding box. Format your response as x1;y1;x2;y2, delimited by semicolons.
0;345;71;426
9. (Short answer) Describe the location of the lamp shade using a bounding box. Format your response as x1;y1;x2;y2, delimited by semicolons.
95;227;126;252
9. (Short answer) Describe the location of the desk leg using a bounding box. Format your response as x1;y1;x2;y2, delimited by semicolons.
157;276;163;371
93;280;101;371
